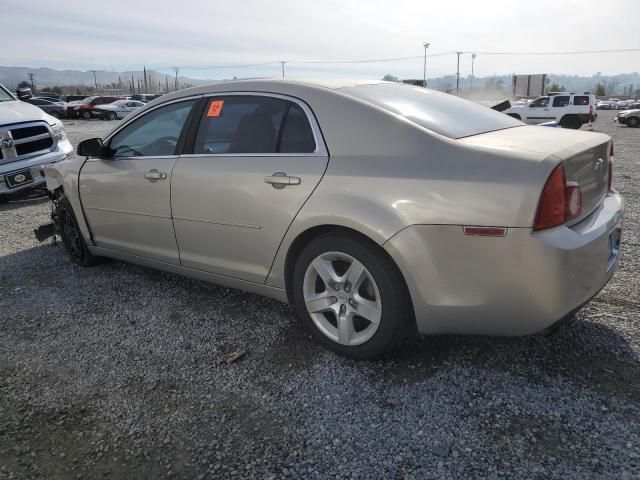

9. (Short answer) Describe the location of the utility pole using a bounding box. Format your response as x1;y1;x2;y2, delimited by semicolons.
422;42;430;87
27;73;35;92
471;54;476;90
165;76;169;93
90;70;98;91
455;52;462;94
280;61;286;78
172;67;180;91
143;66;148;93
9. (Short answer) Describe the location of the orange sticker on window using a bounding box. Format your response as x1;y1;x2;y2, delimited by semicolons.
207;100;224;117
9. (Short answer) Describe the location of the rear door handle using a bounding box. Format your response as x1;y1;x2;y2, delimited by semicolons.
264;172;301;189
144;169;167;182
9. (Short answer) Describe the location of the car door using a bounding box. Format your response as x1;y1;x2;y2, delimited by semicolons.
549;95;570;121
79;98;197;264
525;96;552;124
171;94;329;283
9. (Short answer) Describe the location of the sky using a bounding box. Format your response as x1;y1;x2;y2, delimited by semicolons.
2;0;639;80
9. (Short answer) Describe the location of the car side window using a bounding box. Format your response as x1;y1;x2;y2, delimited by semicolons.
279;103;316;153
109;100;195;158
194;96;289;154
552;96;570;107
573;96;590;106
529;97;550;108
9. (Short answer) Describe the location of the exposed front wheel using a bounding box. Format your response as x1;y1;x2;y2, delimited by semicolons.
628;117;639;128
56;197;103;266
108;111;117;121
292;233;412;359
82;111;92;120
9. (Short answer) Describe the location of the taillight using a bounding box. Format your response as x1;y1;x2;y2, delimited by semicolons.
533;164;582;231
608;143;614;190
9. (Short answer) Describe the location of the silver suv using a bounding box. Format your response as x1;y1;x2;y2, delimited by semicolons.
0;83;72;202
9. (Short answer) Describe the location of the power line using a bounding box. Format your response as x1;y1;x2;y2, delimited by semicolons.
467;48;640;56
119;47;640;75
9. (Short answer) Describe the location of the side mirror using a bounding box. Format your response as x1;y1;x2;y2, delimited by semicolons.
77;137;106;157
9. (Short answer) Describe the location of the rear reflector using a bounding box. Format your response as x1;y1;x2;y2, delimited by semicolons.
463;226;507;237
565;181;582;218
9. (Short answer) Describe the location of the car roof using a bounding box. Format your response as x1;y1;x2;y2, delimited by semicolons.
160;78;388;102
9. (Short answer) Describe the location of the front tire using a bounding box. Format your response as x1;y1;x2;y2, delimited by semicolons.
292;233;412;359
56;197;102;267
82;111;92;120
108;111;117;121
628;117;639;128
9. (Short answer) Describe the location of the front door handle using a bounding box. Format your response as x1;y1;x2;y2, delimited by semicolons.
144;169;167;182
264;172;301;189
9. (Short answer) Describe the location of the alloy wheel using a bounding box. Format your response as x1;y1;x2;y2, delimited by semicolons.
303;251;382;346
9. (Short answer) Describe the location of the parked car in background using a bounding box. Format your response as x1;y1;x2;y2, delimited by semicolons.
92;99;145;120
616;109;640;127
60;95;87;103
0;82;72;202
596;100;613;110
23;97;67;118
41;79;622;359
66;96;121;119
130;93;162;103
503;92;596;128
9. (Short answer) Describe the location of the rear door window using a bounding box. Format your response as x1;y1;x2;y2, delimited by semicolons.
573;96;590;106
552;96;570;107
279;103;316;153
194;96;315;154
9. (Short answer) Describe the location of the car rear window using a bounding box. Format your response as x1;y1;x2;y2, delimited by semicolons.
340;83;522;139
573;96;590;106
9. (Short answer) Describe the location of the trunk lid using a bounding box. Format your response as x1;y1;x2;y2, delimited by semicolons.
458;125;611;224
561;140;609;223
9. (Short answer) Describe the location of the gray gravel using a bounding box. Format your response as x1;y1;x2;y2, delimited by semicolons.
1;114;639;479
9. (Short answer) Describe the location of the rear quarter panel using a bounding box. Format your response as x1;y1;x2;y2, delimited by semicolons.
266;91;554;289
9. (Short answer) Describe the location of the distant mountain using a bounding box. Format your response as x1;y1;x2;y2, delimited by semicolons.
0;65;213;91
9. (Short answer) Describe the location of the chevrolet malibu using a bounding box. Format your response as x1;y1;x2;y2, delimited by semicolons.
41;79;624;359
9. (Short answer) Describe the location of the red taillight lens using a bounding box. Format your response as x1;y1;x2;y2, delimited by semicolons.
533;164;582;231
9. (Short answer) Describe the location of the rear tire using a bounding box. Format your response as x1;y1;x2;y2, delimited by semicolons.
559;115;582;129
291;232;412;359
56;197;103;267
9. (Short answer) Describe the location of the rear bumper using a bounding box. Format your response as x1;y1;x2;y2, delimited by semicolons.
384;191;624;336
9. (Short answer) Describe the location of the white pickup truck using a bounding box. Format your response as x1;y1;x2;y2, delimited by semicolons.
0;83;72;202
503;92;597;129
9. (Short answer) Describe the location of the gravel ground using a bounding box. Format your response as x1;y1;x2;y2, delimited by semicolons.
1;113;638;479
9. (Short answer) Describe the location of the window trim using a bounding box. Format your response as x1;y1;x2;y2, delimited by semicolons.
183;92;327;158
100;95;201;160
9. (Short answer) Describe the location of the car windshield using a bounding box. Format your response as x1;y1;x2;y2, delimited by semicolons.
341;83;523;139
111;100;127;106
79;96;98;104
0;84;14;102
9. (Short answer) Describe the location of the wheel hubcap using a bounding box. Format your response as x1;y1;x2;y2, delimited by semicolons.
303;251;382;346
